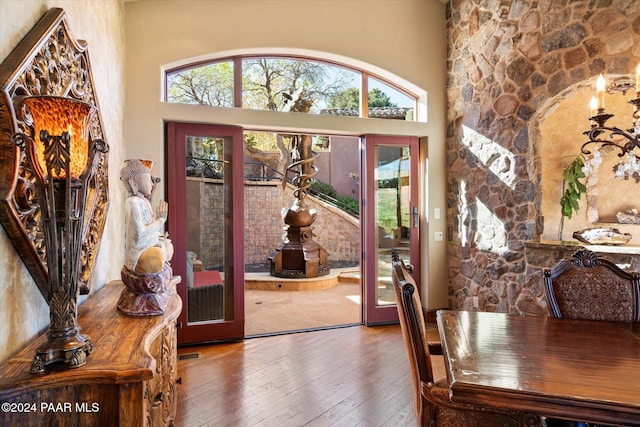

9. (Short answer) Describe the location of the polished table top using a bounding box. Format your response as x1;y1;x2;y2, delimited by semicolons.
436;310;640;426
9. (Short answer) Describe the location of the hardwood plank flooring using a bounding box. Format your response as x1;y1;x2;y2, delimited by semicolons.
175;324;421;427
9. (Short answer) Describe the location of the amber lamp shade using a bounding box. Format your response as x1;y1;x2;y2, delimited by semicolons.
23;96;96;179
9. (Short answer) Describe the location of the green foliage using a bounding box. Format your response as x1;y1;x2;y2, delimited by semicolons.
328;87;398;109
309;181;358;216
368;88;397;107
310;180;337;198
560;155;587;219
328;87;359;108
376;188;403;232
337;196;359;215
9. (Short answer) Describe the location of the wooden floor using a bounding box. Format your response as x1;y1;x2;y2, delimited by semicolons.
175;324;420;427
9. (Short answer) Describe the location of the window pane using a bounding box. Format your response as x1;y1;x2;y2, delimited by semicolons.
241;57;360;114
167;61;234;107
368;76;415;121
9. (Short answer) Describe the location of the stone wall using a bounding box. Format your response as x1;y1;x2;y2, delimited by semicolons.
446;0;640;313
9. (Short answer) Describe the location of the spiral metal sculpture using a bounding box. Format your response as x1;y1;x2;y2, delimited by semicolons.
285;134;319;200
269;90;330;279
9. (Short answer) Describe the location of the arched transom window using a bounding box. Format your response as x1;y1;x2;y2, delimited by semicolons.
165;55;419;121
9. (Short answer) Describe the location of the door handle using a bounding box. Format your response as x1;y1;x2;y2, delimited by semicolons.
413;206;419;228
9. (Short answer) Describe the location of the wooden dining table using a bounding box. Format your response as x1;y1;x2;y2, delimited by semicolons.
436;310;640;426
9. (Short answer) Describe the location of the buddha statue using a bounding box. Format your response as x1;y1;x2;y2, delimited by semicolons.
118;159;176;316
121;159;173;273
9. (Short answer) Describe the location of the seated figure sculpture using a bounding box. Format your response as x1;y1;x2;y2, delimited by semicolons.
117;159;175;316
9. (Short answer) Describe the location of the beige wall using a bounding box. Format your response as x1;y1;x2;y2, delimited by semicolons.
124;0;449;309
0;0;126;363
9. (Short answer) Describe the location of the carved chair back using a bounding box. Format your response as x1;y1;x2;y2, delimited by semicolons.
544;249;640;322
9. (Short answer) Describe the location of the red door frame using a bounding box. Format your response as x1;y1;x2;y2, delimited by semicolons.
166;122;245;344
363;134;420;325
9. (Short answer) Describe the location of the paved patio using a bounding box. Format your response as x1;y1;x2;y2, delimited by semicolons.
244;268;361;336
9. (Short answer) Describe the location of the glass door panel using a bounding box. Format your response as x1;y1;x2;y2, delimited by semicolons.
167;123;244;345
364;135;419;325
375;145;411;306
185;136;227;323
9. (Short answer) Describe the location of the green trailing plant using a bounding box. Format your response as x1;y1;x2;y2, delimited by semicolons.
558;155;588;241
336;196;359;216
560;155;587;220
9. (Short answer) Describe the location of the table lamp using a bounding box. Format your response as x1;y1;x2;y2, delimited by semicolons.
11;95;109;373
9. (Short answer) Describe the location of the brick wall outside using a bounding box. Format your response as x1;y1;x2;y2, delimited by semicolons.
187;178;360;269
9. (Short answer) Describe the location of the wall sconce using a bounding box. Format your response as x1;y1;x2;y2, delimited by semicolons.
11;96;109;373
583;66;640;181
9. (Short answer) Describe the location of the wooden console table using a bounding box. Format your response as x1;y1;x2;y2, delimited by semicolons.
0;279;182;426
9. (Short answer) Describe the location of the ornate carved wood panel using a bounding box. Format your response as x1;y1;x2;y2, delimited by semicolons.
0;7;109;295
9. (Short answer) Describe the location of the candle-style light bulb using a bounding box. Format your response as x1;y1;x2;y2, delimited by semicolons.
596;74;606;111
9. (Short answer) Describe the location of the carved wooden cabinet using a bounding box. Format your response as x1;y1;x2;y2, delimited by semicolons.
0;280;182;426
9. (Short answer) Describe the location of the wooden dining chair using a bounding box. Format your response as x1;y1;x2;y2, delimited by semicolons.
543;249;640;322
542;249;636;427
391;250;541;427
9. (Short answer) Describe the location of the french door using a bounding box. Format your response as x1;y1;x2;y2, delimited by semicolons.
363;135;420;325
167;123;244;344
